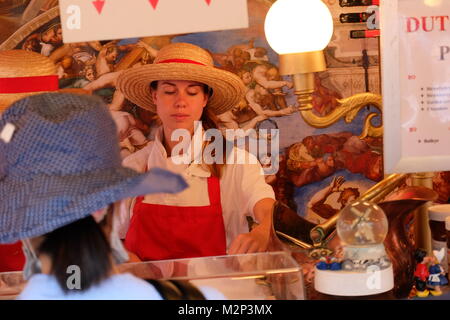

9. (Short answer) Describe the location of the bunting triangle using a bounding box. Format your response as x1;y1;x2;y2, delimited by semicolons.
149;0;159;9
92;0;105;14
205;0;212;5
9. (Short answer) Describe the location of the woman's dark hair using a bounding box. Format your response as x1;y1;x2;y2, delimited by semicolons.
37;206;113;293
150;81;226;177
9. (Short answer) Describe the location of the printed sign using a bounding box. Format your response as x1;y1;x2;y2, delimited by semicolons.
381;0;450;173
58;0;249;43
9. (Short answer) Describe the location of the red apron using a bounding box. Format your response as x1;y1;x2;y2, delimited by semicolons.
0;242;25;272
124;176;227;261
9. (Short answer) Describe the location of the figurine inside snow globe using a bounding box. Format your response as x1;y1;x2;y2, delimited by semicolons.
337;200;391;271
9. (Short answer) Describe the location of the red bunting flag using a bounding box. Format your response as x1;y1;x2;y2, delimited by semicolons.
92;0;105;14
205;0;212;5
149;0;159;9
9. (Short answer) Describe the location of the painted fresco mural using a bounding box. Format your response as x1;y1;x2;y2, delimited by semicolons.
1;0;449;224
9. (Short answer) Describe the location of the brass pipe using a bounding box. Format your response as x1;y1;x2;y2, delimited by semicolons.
276;231;313;250
309;173;408;245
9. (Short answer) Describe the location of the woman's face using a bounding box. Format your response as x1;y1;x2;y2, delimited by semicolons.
152;80;208;133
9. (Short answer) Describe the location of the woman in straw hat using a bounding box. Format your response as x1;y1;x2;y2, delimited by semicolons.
116;42;277;261
0;50;88;273
0;92;223;299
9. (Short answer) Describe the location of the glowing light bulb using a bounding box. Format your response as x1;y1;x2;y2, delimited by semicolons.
264;0;334;55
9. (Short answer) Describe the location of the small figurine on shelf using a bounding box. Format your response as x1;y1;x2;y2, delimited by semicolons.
413;248;430;298
315;256;342;271
314;247;341;271
427;248;448;296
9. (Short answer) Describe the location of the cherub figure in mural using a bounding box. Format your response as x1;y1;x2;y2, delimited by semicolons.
265;65;291;110
245;62;295;117
217;83;294;131
53;55;79;79
334;135;383;181
311;73;342;116
82;41;159;111
75;41;159;157
110;110;150;158
286;133;383;188
21;34;42;52
307;176;361;223
217;105;268;131
214;57;295;130
39;23;63;57
246;83;296;117
49;41;101;77
49;41;102;63
70;65;97;88
246;62;292;95
213;41;294;115
211;40;259;73
287;153;337;188
229;39;269;62
287;133;350;187
33;38;158;158
95;41;139;77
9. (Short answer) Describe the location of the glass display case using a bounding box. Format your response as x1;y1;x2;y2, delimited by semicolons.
117;251;305;300
0;251;305;300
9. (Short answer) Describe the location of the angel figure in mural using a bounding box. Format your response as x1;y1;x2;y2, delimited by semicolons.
95;41;140;77
81;41;159;111
212;42;296;131
286;133;350;187
49;41;102;77
70;65;97;88
46;39;159;158
307;176;361;224
21;33;42;52
217;106;268;131
334;135;383;181
286;133;383;187
246;83;296;117
35;23;63;57
111;110;150;159
85;41;159;157
212;39;269;72
311;73;342;116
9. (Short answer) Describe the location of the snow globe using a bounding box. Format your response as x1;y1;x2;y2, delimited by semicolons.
314;200;394;296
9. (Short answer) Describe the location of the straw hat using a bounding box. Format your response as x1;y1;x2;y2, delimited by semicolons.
0;92;187;244
0;50;86;113
116;42;246;115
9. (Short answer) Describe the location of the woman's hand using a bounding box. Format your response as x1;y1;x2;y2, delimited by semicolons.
228;224;270;254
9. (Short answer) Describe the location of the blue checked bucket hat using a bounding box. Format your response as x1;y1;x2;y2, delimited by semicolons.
0;92;187;244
